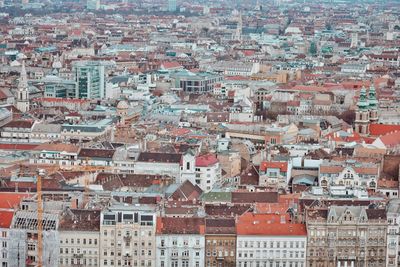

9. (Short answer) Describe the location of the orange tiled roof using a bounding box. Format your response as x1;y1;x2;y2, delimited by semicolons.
260;162;288;172
0;192;31;209
236;212;306;236
0;211;14;228
370;124;400;136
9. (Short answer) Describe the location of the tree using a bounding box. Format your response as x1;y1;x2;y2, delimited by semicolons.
338;110;356;125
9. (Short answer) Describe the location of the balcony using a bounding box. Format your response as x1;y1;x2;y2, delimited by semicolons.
73;253;84;259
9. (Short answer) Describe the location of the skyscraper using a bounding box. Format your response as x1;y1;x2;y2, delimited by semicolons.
168;0;176;12
87;0;100;10
16;61;30;113
73;61;106;99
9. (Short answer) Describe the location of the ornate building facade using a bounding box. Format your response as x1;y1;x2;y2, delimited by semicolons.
306;206;387;267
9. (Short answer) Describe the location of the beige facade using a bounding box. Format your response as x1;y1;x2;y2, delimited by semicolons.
306;206;387;267
100;204;156;267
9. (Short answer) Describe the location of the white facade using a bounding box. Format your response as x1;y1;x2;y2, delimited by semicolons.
236;235;307;267
194;161;221;192
59;230;100;267
156;234;205;267
0;228;26;267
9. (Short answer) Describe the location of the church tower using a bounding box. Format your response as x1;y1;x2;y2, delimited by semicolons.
368;84;379;123
16;61;30;113
354;87;370;135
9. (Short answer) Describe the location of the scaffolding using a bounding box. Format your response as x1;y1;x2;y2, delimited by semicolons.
11;211;59;267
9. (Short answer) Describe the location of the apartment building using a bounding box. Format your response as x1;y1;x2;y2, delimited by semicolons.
100;204;157;267
306;206;387;267
156;217;205;267
236;212;307;267
59;209;101;267
205;218;236;267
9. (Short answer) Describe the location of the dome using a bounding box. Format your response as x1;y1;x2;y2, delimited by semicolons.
117;100;129;110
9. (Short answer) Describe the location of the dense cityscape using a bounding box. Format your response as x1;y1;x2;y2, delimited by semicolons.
0;0;399;267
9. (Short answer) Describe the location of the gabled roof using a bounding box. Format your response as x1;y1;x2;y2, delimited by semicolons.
378;131;400;147
169;180;203;201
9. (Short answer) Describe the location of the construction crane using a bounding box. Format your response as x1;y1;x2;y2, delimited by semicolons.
36;168;46;267
58;163;114;208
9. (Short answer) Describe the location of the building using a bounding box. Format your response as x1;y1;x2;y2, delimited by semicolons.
11;210;59;267
194;153;221;192
16;61;30;113
168;0;176;12
386;199;400;267
236;212;307;267
58;209;101;267
87;0;100;10
318;159;380;192
355;85;379;135
100;203;157;267
42;76;75;98
205;218;236;267
306;206;387;267
259;161;291;189
170;70;223;94
73;61;108;99
156;217;205;267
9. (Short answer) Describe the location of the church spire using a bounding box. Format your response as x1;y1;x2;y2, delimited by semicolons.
18;60;28;90
357;86;369;110
16;61;30;113
368;84;378;110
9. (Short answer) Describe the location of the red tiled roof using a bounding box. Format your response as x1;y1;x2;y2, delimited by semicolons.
161;61;182;69
156;217;205;235
260;162;288;172
236;212;307;236
0;211;14;228
378;131;400;147
0;143;39;150
2;120;34;128
0;193;31;209
195;153;219;167
369;124;400;136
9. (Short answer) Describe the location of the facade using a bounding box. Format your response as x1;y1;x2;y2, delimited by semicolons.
168;0;176;12
11;210;59;267
73;61;107;99
306;206;387;267
100;204;157;267
0;222;26;267
386;199;400;267
259;161;291;189
236;212;307;267
170;70;223;94
205;218;236;267
43;77;75;98
58;210;100;267
156;217;205;267
194;154;221;192
318;159;379;191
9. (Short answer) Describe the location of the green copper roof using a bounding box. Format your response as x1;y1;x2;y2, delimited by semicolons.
368;84;378;109
357;87;369;110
